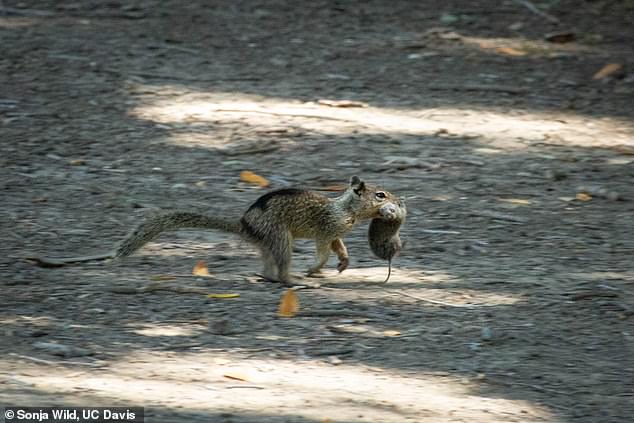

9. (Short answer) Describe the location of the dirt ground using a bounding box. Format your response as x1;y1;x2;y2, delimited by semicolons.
1;1;633;422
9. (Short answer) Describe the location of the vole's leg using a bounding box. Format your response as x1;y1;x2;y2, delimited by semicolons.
330;238;349;273
306;239;331;277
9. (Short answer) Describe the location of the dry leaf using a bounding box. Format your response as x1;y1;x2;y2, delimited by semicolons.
382;330;401;337
239;170;270;187
592;63;624;80
323;419;333;423
192;260;210;276
223;372;249;382
545;31;575;43
207;293;240;299
278;289;300;317
576;192;592;201
496;47;526;56
316;99;368;108
69;159;86;166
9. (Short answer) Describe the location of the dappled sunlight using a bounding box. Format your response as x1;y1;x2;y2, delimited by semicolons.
3;352;557;422
328;267;523;306
130;324;201;337
130;88;633;151
569;270;634;283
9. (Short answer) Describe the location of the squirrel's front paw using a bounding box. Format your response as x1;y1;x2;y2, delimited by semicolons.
336;257;349;273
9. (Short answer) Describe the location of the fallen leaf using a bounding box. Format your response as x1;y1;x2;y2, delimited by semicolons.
239;170;270;187
69;159;86;166
576;192;592;201
496;47;526;56
545;31;575;43
592;63;624;80
316;99;368;108
192;260;211;276
223;372;249;382
207;293;240;299
382;330;402;337
278;289;300;317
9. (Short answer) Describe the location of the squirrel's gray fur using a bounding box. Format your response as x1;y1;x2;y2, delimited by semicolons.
31;176;401;287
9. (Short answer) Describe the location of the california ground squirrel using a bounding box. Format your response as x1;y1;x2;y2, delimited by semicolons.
31;176;402;287
368;197;406;283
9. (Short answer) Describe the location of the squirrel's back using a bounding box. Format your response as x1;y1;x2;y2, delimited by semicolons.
240;188;347;241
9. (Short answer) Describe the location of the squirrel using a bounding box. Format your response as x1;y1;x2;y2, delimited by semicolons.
30;176;402;287
368;197;406;283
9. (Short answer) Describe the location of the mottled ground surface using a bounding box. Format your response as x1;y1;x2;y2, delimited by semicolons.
1;1;633;422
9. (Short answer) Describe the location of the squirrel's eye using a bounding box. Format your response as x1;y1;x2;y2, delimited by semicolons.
375;192;386;199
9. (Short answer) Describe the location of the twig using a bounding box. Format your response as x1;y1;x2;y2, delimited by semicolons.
483;374;568;395
99;67;261;82
298;309;382;318
390;290;480;308
567;290;619;301
225;385;266;389
421;229;461;235
470;210;528;223
211;108;369;124
220;145;280;156
309;348;356;357
108;284;210;295
512;0;560;24
9;353;102;367
0;6;56;16
428;83;529;94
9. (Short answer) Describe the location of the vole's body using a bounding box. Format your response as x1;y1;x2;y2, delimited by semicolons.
368;198;406;282
33;176;400;286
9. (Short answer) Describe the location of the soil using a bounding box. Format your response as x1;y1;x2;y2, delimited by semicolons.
1;1;633;422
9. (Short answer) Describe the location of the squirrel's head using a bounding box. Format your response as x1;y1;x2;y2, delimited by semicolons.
346;176;401;220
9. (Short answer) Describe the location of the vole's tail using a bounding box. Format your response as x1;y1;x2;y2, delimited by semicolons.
28;211;241;267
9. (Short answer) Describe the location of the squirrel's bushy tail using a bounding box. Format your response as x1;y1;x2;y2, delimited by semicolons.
27;211;240;267
115;211;241;258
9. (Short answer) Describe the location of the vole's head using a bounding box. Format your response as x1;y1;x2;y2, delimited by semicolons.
346;176;401;220
378;196;406;221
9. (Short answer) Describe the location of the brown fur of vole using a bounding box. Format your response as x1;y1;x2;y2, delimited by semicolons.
368;198;406;283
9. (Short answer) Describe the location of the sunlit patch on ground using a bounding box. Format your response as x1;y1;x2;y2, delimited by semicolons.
130;324;201;337
2;352;557;422
129;89;634;151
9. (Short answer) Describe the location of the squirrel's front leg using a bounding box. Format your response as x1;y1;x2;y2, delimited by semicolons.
306;239;332;277
331;238;349;273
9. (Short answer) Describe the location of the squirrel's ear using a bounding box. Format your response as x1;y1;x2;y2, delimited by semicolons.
350;176;366;195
